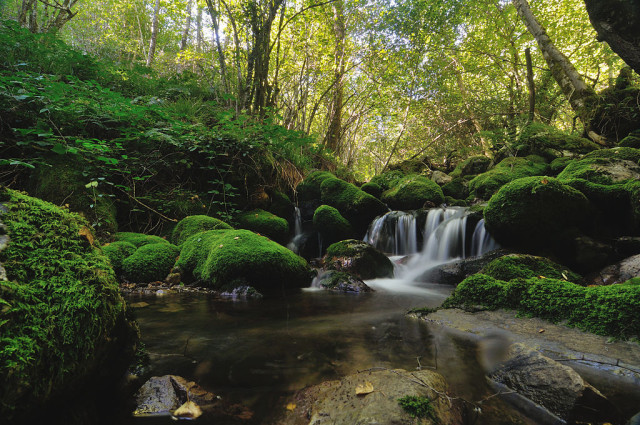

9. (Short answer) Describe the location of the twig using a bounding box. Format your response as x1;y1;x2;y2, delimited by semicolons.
113;186;178;223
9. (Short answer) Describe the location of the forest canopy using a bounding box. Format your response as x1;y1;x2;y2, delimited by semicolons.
0;0;634;179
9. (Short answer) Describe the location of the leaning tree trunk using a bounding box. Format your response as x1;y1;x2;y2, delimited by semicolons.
583;0;640;76
325;0;346;154
146;0;161;67
180;0;193;51
512;0;606;144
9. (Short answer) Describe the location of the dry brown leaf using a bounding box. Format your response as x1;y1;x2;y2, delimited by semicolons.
78;226;94;246
286;403;296;411
538;329;545;333
355;381;374;395
173;401;202;419
541;178;549;184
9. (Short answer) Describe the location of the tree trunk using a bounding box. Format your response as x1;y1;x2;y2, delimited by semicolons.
196;6;203;52
204;0;229;95
146;0;161;67
512;0;602;142
180;0;193;51
325;0;346;154
525;47;536;122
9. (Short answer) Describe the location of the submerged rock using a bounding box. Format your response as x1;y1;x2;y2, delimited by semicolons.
278;369;463;425
323;239;393;279
313;270;373;293
488;343;619;423
134;375;216;416
591;253;640;285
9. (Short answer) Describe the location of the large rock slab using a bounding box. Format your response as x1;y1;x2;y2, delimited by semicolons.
134;375;217;416
488;343;618;423
591;253;640;284
278;369;463;425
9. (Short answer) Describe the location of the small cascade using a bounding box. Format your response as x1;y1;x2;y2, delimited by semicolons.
364;211;419;255
470;219;499;257
287;207;305;254
421;207;468;262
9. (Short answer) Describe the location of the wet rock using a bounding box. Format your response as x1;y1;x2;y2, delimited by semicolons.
614;236;640;258
133;375;216;416
313;270;373;293
323;239;393;279
221;285;264;299
417;249;510;285
488;343;618;423
590;253;640;285
278;369;463;425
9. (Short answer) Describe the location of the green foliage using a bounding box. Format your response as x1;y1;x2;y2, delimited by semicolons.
114;232;168;247
320;177;387;234
481;254;583;284
0;188;135;420
469;156;549;200
381;174;445;210
235;209;289;244
325;239;394;279
175;229;312;293
484;176;590;250
397;395;437;421
514;122;600;159
121;243;179;283
102;241;137;275
171;215;232;246
296;171;336;201
443;273;640;339
313;205;353;246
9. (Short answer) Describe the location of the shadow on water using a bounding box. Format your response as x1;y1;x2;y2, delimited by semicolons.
118;282;539;425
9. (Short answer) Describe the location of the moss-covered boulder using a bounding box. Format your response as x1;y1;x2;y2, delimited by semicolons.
549;157;574;175
320;178;387;235
267;190;295;220
443;273;640;339
0;189;137;422
314;270;372;293
360;182;383;198
557;147;640;185
121;243;180;283
114;232;169;247
175;229;312;293
296;171;336;202
102;241;137;275
484;176;590;251
235;209;289;244
171;215;232;246
323;239;393;279
449;155;492;178
469;156;549;200
481;254;583;284
313;205;353;247
441;178;469;200
381;174;445;210
514;122;600;160
369;170;406;190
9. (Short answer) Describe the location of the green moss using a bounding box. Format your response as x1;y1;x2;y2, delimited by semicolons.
175;229;312;293
583;146;640;162
114;232;169;247
296;171;336;201
515;122;600;159
324;239;393;279
361;182;383;198
618;130;640;148
549;157;573;175
235;209;289;244
397;396;436;420
442;178;469;200
449;155;492;178
267;190;294;219
0;189;136;420
102;241;137;275
121;243;179;283
484;176;590;250
469;156;549;200
481;254;583;283
444;196;468;207
313;205;353;246
171;215;232;246
369;170;406;190
557;148;640;185
381;174;445;210
320;178;387;234
443;273;640;339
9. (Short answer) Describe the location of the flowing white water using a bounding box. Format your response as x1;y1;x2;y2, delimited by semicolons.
287;207;305;254
363;206;499;285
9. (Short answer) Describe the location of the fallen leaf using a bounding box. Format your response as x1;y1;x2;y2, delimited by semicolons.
78;226;94;246
219;244;224;248
561;272;568;280
286;403;296;411
173;401;202;419
538;275;546;279
538;329;545;333
541;178;549;184
234;237;240;240
355;381;374;395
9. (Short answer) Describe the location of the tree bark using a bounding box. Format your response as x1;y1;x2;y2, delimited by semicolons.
196;6;203;52
525;47;536;122
325;0;346;154
204;0;229;95
512;0;599;138
146;0;161;67
180;0;193;51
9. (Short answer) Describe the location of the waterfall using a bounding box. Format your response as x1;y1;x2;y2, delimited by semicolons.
421;207;468;262
287;207;305;254
293;206;302;236
470;219;499;257
364;211;418;255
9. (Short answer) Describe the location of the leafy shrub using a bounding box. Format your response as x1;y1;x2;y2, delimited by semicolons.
397;396;436;421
